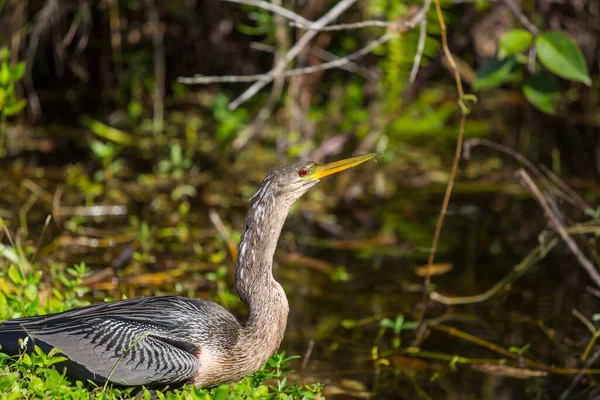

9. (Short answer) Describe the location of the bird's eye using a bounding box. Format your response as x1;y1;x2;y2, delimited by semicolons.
298;167;308;177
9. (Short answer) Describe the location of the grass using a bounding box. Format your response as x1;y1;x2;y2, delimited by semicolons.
0;238;324;399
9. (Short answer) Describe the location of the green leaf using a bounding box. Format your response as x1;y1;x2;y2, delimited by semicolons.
535;31;591;85
523;73;560;115
473;57;521;91
212;384;230;400
498;28;533;59
7;264;22;284
0;62;9;86
11;62;25;82
341;319;358;329
379;318;395;329
393;315;405;333
3;98;26;116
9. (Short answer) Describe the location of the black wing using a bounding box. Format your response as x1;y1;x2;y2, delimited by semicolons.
0;296;239;386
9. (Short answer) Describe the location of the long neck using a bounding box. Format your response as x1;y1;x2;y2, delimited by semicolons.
234;188;291;357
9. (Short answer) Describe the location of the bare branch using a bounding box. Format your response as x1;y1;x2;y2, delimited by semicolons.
179;31;395;84
291;17;421;31
250;42;376;81
228;0;357;110
179;3;428;86
222;0;312;27
409;0;432;83
503;0;540;35
518;169;600;288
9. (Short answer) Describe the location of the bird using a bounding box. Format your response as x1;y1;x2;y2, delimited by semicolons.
0;153;377;389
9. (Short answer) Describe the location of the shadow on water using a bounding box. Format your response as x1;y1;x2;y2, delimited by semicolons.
2;145;600;399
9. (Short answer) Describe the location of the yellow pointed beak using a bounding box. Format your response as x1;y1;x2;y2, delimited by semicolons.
310;153;379;180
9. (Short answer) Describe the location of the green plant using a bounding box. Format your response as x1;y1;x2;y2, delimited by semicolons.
0;47;27;156
473;29;592;115
157;143;193;179
378;314;418;349
0;237;324;399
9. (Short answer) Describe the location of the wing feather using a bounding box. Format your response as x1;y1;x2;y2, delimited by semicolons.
0;296;241;386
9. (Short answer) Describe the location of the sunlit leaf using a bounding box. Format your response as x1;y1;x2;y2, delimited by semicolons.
0;62;9;86
498;28;533;59
523;73;560;115
11;62;25;82
535;31;591;85
3;98;26;116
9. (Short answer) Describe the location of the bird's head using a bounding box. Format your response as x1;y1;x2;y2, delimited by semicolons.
251;153;379;206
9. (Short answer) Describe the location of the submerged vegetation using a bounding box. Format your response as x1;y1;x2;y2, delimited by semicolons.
0;0;599;398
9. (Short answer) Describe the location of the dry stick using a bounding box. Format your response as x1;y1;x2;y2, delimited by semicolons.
582;328;600;361
518;169;600;288
222;0;313;27
228;0;357;110
179;31;398;84
208;209;238;263
539;164;592;212
250;42;375;80
233;0;290;150
291;16;425;31
420;0;468;327
559;349;600;400
179;5;429;86
409;0;432;83
572;308;597;334
503;0;540;35
145;0;165;134
464;139;587;211
301;339;315;370
430;236;559;305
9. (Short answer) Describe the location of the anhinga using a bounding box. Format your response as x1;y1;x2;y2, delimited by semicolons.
0;153;377;388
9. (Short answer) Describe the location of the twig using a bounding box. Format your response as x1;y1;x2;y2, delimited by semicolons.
518;169;600;288
222;0;312;27
208;209;238;263
233;0;289;150
409;0;432;83
228;0;357;110
586;286;600;299
179;31;397;84
464;139;588;213
582;328;600;361
301;340;315;370
464;138;540;178
539;164;591;212
420;0;468;325
430;236;558;305
180;0;430;112
559;349;600;400
503;0;540;35
290;16;423;31
572;308;597;334
145;0;165;134
251;42;376;80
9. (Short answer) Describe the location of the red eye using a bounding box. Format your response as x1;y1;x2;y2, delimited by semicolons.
299;168;308;177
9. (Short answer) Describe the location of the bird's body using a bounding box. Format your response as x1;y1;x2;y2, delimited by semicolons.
0;153;376;388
